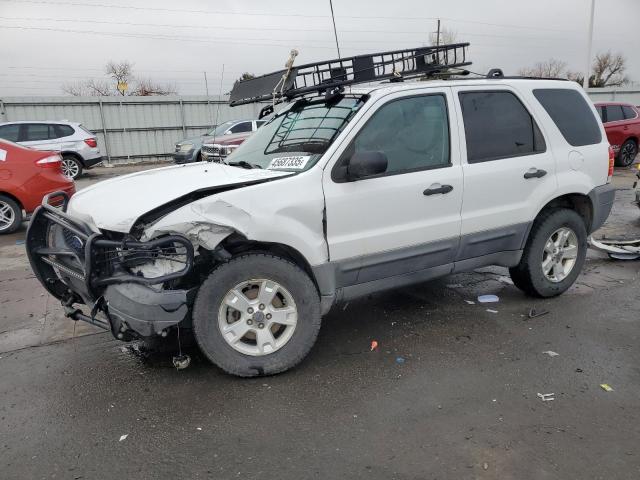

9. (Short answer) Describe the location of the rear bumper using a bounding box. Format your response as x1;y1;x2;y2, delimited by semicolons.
83;156;104;168
26;191;195;339
173;151;196;164
588;183;616;232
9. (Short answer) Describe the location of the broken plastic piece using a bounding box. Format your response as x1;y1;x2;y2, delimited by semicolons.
537;392;555;402
395;356;405;365
600;383;614;392
478;294;499;303
486;309;498;314
542;350;559;357
370;340;378;351
119;434;128;442
528;308;549;319
465;300;475;305
589;236;640;260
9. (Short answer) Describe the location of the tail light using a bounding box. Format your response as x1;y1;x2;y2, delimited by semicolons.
84;138;97;148
35;154;62;169
607;146;615;182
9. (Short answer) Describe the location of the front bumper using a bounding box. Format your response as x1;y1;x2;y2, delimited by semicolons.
26;191;195;339
173;150;197;164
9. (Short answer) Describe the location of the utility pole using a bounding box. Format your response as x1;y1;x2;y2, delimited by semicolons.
203;71;209;96
328;0;341;58
436;18;441;48
583;0;595;89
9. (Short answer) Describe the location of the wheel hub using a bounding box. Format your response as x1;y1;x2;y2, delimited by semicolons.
218;278;298;356
542;227;579;283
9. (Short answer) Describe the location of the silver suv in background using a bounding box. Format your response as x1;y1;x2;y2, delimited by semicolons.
174;119;265;164
0;121;103;179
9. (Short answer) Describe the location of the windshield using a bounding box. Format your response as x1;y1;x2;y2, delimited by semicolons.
224;95;366;172
206;121;235;136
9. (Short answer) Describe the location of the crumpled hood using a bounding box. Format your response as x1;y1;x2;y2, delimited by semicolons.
67;162;289;232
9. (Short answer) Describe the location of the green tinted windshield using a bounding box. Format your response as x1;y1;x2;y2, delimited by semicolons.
225;95;366;171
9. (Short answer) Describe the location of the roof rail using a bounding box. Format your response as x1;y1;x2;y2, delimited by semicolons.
229;43;471;106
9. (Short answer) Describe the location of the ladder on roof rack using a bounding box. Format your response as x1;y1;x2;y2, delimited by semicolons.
229;43;471;106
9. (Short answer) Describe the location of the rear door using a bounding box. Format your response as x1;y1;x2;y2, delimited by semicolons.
603;105;627;151
452;86;556;261
18;123;59;151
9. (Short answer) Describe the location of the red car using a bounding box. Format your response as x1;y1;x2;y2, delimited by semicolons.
0;140;75;234
200;132;253;162
595;102;640;167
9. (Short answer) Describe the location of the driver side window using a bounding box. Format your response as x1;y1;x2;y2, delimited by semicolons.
350;94;451;176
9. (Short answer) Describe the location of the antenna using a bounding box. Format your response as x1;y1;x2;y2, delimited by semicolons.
328;0;341;58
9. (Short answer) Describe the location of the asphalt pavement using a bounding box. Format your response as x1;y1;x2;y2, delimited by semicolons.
1;163;639;479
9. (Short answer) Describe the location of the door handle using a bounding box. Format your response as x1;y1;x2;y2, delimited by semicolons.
523;168;547;179
423;184;453;196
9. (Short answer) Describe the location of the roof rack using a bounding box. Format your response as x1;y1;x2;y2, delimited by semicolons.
229;43;471;106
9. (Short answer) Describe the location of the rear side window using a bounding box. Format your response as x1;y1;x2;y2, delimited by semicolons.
24;124;52;141
533;89;602;146
622;106;637;120
54;124;75;138
459;91;546;163
605;105;625;123
0;124;20;142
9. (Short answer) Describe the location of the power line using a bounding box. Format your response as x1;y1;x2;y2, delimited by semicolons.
0;0;578;33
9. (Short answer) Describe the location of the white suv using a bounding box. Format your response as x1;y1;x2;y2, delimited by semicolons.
26;78;615;377
0;121;103;179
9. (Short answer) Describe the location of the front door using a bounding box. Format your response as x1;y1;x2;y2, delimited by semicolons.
323;89;463;285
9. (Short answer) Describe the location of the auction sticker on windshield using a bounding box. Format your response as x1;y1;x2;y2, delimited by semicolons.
268;156;311;170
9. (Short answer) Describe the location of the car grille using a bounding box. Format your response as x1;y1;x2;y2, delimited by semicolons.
62;227;85;255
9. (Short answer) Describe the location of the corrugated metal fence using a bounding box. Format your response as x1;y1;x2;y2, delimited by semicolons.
1;89;639;165
0;95;263;164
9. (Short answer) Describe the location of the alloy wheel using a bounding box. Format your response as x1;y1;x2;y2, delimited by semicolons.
542;227;579;283
0;200;15;231
218;278;298;356
620;142;637;166
61;158;80;178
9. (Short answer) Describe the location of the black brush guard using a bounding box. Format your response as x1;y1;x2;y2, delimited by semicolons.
26;191;195;338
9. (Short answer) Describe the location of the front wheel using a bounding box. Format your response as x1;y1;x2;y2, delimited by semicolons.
192;254;322;377
510;209;587;298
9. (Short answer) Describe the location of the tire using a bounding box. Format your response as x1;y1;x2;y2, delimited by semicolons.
0;195;23;234
192;253;322;377
195;151;202;162
616;139;638;167
61;155;83;179
509;208;587;298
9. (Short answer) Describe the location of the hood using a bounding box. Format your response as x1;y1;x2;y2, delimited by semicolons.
67;162;289;233
203;132;251;145
176;135;205;145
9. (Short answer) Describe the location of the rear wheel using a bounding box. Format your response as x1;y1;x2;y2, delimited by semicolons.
0;195;23;234
510;209;587;297
616;139;638;167
61;156;83;179
192;254;321;377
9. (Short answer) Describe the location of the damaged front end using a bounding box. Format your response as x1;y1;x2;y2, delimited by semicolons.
26;191;197;340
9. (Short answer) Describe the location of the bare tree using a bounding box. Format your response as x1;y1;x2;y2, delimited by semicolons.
130;78;177;96
105;60;134;95
61;60;177;96
61;79;112;96
429;27;458;46
568;51;629;87
519;59;568;78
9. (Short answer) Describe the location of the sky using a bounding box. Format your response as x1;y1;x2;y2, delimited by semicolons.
0;0;638;96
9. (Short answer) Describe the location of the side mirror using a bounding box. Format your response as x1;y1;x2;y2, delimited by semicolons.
348;151;387;180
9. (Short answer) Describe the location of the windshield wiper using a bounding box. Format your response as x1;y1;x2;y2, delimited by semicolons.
269;141;328;155
227;160;262;169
